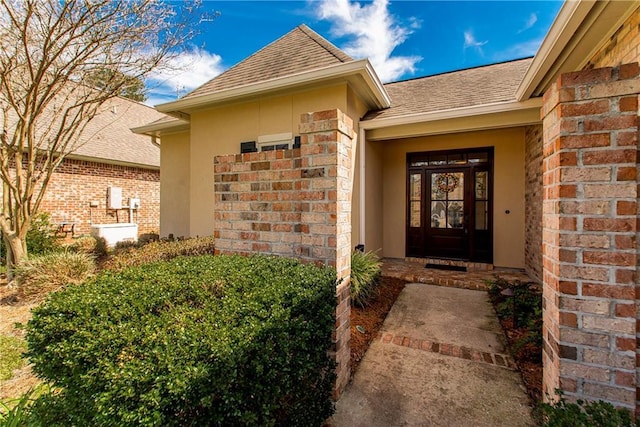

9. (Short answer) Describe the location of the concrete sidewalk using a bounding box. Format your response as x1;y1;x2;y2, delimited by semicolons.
331;283;534;427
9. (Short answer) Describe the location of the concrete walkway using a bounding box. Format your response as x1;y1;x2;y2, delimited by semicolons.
331;283;534;427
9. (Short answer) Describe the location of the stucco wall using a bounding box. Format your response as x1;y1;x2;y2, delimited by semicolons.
187;84;350;237
39;158;159;236
379;127;526;268
586;6;640;69
160;132;190;238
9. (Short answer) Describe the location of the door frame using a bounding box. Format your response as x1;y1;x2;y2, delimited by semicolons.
405;147;494;262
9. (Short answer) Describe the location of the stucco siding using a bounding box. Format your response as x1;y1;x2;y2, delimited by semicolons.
187;84;350;237
160;132;191;238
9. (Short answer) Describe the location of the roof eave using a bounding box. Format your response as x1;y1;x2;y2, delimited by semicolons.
65;153;160;170
517;0;639;101
131;118;190;137
361;98;543;130
155;59;391;115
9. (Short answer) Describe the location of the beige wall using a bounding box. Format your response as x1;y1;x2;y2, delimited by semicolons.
160;132;190;238
377;127;526;268
347;85;371;247
187;84;350;237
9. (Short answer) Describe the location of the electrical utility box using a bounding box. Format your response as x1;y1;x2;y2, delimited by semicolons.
107;186;123;209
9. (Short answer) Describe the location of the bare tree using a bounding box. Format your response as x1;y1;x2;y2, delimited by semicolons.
0;0;199;281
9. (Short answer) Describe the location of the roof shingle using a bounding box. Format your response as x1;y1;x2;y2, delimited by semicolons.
364;58;533;121
180;24;353;100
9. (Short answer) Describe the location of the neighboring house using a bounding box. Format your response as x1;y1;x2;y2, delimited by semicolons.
7;96;165;238
135;0;640;412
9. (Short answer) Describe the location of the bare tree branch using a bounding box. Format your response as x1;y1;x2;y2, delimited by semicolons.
0;0;201;280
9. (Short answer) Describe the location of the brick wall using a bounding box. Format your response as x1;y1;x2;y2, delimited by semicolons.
213;109;355;397
525;124;543;283
39;158;160;236
541;63;639;411
586;7;640;69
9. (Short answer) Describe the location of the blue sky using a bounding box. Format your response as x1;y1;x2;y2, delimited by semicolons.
146;0;563;106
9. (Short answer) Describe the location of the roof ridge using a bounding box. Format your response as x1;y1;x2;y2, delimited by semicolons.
297;24;353;63
385;56;534;86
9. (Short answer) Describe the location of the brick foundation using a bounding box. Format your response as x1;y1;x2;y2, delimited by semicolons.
213;109;355;397
541;63;639;411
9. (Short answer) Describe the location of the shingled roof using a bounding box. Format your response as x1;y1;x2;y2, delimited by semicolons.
6;94;165;168
69;97;165;168
364;58;533;121
180;24;353;101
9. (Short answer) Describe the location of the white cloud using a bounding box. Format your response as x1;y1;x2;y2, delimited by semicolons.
463;30;488;55
518;13;538;33
315;0;421;82
145;48;225;106
494;37;543;61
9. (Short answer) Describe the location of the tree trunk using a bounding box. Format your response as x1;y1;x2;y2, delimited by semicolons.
4;233;25;285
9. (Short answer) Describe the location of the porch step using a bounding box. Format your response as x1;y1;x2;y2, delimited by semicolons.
405;257;493;272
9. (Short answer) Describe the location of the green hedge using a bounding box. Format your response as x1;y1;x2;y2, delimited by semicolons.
26;255;337;426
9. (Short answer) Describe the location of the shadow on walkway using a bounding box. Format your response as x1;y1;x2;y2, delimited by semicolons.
331;283;534;427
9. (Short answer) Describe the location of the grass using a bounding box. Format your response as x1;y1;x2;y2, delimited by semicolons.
0;335;26;382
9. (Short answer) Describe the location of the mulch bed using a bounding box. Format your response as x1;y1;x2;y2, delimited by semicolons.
349;276;407;374
494;314;543;405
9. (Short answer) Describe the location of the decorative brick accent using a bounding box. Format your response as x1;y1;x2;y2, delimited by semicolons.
377;333;517;369
525;124;544;283
213;109;355;398
541;64;639;412
37;158;159;236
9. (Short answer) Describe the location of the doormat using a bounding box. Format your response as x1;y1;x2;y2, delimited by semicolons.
424;263;467;272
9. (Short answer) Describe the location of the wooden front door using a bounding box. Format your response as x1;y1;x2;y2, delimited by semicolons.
406;148;493;262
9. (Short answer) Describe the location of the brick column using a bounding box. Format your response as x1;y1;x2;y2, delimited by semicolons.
299;110;355;397
541;63;639;411
213;109;355;398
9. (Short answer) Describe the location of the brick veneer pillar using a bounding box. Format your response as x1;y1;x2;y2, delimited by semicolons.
299;110;354;397
213;109;355;397
541;63;639;411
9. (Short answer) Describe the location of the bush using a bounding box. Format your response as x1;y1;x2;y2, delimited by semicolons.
350;250;382;307
0;384;51;427
15;252;96;301
537;390;638;426
26;255;337;426
102;236;216;272
0;212;60;262
487;277;542;361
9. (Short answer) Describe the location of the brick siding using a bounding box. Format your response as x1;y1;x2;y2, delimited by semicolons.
541;64;639;412
39;158;160;236
525;124;543;283
586;7;640;69
213;109;355;398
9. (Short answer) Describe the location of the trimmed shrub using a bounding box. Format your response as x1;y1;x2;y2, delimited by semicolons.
102;235;215;272
15;252;96;301
26;255;337;426
537;390;638;426
350;250;382;307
